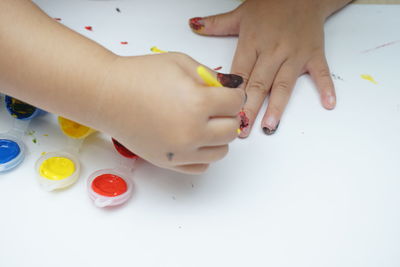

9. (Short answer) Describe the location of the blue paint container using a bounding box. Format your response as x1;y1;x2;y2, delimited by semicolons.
0;134;25;173
0;96;45;173
5;95;46;120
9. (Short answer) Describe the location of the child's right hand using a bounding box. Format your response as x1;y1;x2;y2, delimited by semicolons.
94;53;245;174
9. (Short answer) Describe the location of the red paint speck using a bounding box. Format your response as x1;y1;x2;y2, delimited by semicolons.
85;26;93;31
239;110;249;131
54;18;62;21
213;66;222;71
92;174;128;197
120;41;128;45
112;138;138;159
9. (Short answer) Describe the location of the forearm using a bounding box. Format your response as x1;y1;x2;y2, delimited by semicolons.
0;0;117;128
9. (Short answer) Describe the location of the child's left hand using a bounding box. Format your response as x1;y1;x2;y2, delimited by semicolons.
189;0;351;137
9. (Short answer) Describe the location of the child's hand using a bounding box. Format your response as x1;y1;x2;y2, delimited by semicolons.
190;0;350;136
97;53;245;174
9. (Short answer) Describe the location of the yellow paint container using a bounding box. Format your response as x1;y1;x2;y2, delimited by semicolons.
35;151;80;191
58;117;95;139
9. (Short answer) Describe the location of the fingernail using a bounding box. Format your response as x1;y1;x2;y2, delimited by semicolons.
326;94;336;109
262;116;280;135
217;73;243;88
189;17;205;32
239;110;250;135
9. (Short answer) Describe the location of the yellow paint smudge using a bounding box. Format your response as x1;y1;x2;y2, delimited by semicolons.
361;74;378;84
150;46;167;53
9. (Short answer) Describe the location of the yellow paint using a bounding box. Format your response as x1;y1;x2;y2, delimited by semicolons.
39;156;75;180
41;152;46;156
197;66;222;87
58;117;94;139
150;46;167;53
237;128;242;134
361;74;378;84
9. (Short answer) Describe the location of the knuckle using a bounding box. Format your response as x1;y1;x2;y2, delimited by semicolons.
273;80;292;96
248;80;269;95
317;68;331;79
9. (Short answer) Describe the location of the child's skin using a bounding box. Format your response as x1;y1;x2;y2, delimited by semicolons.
0;0;245;174
0;0;351;174
190;0;352;136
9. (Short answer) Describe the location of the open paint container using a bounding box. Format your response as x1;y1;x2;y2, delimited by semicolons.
5;95;46;120
87;138;138;208
0;96;45;173
35;117;94;191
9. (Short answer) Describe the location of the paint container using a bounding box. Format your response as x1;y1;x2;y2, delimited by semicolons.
87;138;137;208
35;117;94;191
0;96;45;173
5;96;46;120
0;133;25;173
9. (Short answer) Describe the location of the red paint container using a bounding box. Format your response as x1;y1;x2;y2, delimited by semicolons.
87;169;133;208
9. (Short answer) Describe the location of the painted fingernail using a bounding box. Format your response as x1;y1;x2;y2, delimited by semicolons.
189;17;205;32
217;73;243;88
239;110;250;135
262;116;280;135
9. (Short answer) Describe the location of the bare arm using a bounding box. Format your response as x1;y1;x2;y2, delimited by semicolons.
0;0;116;127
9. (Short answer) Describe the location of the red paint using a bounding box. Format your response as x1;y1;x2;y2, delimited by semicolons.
189;17;204;31
112;138;139;159
54;18;62;21
239;110;249;131
92;174;127;197
120;41;128;45
213;66;222;71
85;26;93;31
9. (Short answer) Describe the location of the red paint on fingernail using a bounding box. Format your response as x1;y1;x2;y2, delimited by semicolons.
239;110;249;132
213;66;222;71
189;17;205;32
85;26;93;31
120;41;128;45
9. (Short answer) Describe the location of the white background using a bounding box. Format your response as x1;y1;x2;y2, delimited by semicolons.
1;1;400;266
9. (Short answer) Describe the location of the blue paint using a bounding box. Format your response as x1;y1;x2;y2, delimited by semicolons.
0;139;21;164
5;95;46;120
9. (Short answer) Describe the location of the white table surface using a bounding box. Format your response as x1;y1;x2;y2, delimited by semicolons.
1;1;400;267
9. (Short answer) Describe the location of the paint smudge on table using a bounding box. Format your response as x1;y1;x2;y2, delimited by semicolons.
85;26;93;31
331;73;344;81
361;74;378;84
120;41;128;45
361;40;400;53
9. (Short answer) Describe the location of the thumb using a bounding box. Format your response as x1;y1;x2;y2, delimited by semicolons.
189;11;240;36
